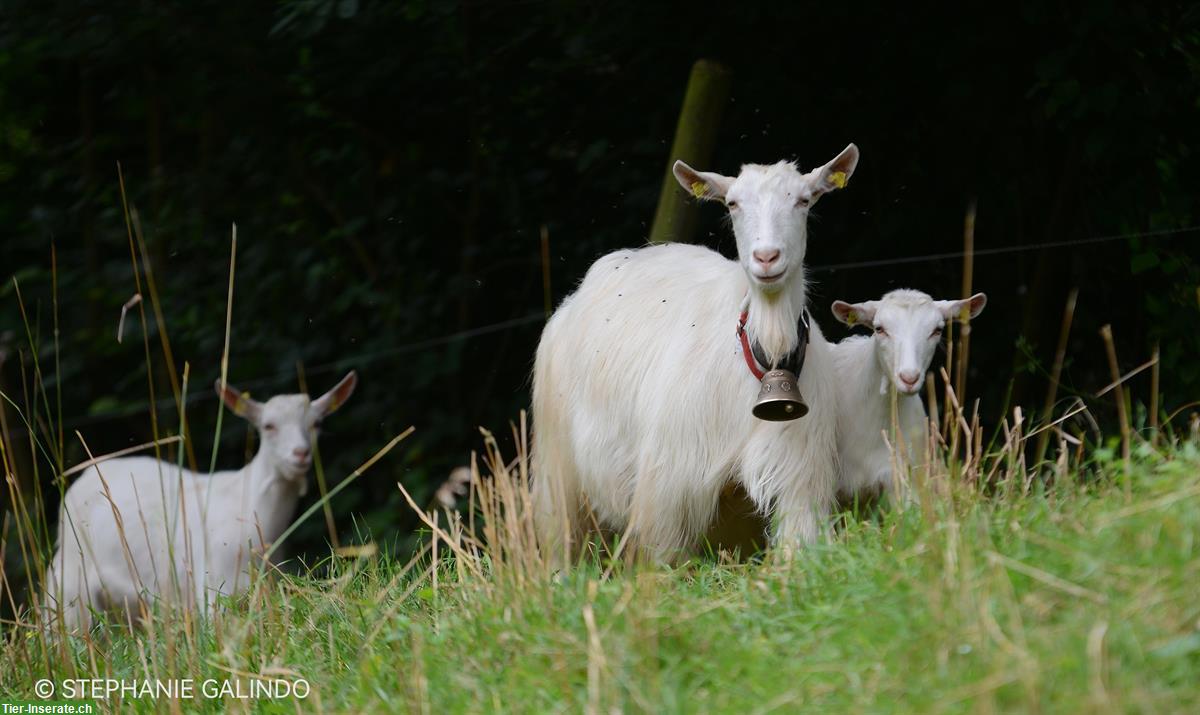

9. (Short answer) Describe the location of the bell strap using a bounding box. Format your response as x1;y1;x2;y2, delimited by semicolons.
736;310;811;381
737;312;766;380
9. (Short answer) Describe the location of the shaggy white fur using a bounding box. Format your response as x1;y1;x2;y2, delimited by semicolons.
532;145;859;562
44;372;357;631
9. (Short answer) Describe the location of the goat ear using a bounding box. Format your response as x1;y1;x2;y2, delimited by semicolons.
936;292;988;322
813;143;860;196
831;299;876;327
672;160;733;202
312;371;358;417
214;379;262;423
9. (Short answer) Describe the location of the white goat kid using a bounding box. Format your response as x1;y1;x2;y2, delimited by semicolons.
44;372;357;631
830;290;986;503
532;144;860;563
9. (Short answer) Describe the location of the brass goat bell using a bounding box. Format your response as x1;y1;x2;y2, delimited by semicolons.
752;369;809;421
739;308;812;422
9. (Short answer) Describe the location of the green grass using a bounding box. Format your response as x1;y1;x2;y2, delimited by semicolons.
3;440;1198;713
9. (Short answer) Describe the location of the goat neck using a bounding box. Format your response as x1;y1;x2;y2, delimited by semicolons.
744;271;808;367
238;447;306;544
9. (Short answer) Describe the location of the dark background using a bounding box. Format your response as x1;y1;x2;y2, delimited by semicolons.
2;2;1199;563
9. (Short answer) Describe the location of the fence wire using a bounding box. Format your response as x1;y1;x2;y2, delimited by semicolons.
3;222;1196;434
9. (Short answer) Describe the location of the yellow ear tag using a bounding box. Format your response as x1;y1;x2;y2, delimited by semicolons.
235;391;251;416
846;311;857;326
829;171;847;190
690;181;708;199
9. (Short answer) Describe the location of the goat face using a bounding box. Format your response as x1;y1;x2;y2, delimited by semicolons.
673;144;859;294
833;291;987;395
257;395;321;477
215;371;358;479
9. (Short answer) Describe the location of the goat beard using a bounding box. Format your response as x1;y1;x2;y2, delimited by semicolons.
278;466;311;496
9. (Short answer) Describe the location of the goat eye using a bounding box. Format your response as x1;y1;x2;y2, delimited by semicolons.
931;327;944;338
875;326;887;336
726;200;739;210
263;423;277;431
795;196;810;208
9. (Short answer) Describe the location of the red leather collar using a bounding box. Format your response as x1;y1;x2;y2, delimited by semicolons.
736;311;765;380
736;310;811;382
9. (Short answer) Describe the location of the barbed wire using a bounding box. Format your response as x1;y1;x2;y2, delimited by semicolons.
4;222;1195;434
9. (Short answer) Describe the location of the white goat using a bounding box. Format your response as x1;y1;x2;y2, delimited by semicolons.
830;290;986;502
43;372;357;631
532;145;860;562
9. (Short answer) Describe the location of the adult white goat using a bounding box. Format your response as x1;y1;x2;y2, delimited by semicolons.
43;372;357;631
830;290;986;503
532;145;860;563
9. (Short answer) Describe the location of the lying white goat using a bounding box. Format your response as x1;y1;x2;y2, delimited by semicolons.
532;145;859;562
830;290;986;503
44;372;357;630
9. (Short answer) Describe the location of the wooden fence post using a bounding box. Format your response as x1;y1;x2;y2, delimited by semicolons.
648;59;732;245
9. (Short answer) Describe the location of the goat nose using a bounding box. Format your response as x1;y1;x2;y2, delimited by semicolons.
752;248;780;267
293;447;310;459
898;370;920;386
